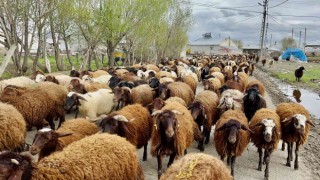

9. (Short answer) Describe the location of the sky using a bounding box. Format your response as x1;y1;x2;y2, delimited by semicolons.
186;0;320;47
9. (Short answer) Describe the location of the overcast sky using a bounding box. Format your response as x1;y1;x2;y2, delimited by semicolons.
186;0;320;47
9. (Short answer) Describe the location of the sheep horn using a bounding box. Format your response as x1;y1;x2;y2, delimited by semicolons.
254;122;264;127
122;87;132;93
282;118;292;123
77;95;87;102
171;110;184;115
114;115;131;122
241;124;254;133
11;159;19;165
307;120;315;127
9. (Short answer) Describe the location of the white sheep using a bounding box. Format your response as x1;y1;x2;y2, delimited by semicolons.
65;89;115;119
82;74;112;84
0;76;35;93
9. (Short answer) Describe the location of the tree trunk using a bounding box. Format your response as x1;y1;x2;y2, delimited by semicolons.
43;28;51;73
22;2;29;74
79;46;91;71
63;33;74;69
0;44;17;77
33;25;45;72
49;15;63;71
107;42;115;67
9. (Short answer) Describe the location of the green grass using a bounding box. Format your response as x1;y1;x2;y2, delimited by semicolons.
272;67;320;90
308;56;320;61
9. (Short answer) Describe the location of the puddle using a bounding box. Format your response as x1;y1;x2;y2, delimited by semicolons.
271;78;320;119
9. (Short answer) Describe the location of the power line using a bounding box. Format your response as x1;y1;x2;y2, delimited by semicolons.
233;14;260;24
271;14;320;18
269;0;288;8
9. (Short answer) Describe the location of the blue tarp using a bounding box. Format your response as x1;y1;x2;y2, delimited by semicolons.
281;48;308;61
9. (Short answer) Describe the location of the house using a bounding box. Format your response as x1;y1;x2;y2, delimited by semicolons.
242;44;281;57
305;42;320;56
187;33;242;55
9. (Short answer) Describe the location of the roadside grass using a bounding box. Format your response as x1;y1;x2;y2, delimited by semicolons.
308;56;320;61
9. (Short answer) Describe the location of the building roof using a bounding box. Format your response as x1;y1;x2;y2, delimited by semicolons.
188;33;222;46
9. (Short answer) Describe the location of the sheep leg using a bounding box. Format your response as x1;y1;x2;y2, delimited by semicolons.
258;147;263;171
220;155;225;162
197;130;205;152
184;149;187;155
231;156;236;176
263;149;267;165
204;128;211;144
294;143;300;170
286;142;291;167
157;155;163;179
281;141;286;151
167;152;176;167
289;142;293;161
74;106;79;118
227;155;231;166
265;149;271;179
142;144;147;161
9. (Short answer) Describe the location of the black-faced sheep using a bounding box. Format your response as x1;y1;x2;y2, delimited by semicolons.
160;153;232;180
214;109;252;176
245;79;265;96
188;90;219;151
0;133;144;180
113;84;154;109
158;82;194;105
65;89;115;119
243;88;267;121
249;108;281;180
151;101;202;178
30;118;99;161
0;83;66;130
276;103;314;170
0;102;26;152
97;104;152;161
295;66;305;82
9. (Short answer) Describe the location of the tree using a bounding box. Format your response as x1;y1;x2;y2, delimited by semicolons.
281;37;297;50
233;39;243;49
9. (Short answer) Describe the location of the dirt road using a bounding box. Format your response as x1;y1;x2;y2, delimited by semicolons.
24;74;315;180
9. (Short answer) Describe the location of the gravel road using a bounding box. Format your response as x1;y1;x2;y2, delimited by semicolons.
24;71;316;180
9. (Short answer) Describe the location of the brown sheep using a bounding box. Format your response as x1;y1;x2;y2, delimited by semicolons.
97;104;152;161
238;72;249;87
211;71;225;84
145;64;160;72
113;84;154;109
89;69;109;78
249;108;281;180
156;71;173;79
176;75;198;94
44;75;59;84
245;79;265;96
0;102;26;152
30;118;98;161
188;90;219;151
209;66;221;73
158;82;195;105
276;103;314;170
214;109;252;177
147;97;187;114
151;101;202;178
0;133;144;180
203;77;221;93
160;153;232;180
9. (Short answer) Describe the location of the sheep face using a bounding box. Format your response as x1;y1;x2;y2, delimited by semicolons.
153;110;183;138
216;119;251;144
147;98;165;113
113;87;131;103
100;115;132;134
244;88;260;102
35;74;46;83
30;128;72;155
70;70;80;77
158;84;170;100
293;114;307;134
82;75;92;82
148;78;160;89
65;92;86;111
108;76;121;89
258;119;276;142
223;93;234;109
0;152;32;180
188;101;206;120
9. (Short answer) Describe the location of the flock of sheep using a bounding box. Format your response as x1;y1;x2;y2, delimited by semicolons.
0;54;315;180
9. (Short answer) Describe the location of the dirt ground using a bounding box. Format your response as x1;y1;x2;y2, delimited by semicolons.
253;67;320;178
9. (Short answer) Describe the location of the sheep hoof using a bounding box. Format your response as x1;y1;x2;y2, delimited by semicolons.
286;162;291;167
198;145;204;152
264;177;269;180
258;166;262;171
294;164;299;170
158;171;162;179
204;139;210;144
142;157;147;161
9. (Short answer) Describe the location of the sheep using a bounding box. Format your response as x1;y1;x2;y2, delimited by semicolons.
89;69;109;78
214;109;252;176
249;108;281;180
0;76;35;94
96;104;152;161
68;79;109;94
158;82;195;105
180;69;198;82
151;101;202;178
217;89;244;116
159;77;175;84
54;75;82;87
295;66;305;82
243;88;267;121
0;102;26;152
211;71;225;84
262;59;267;66
30;118;99;160
0;83;66;131
202;77;221;93
245;79;266;96
165;97;187;107
156;71;173;79
113;84;154;109
209;66;221;73
65;89;115;119
137;70;156;79
69;70;80;77
145;64;160;72
45;75;59;84
160;153;232;180
238;72;249;87
0;133;144;180
188;90;219;151
276;103;314;170
82;74;112;84
116;68;129;76
176;75;198;94
224;73;246;92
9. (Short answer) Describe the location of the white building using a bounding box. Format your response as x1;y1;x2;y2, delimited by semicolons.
187;33;242;55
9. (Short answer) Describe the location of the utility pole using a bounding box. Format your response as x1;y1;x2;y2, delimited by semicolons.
299;31;302;49
270;34;272;47
304;27;307;52
259;0;268;61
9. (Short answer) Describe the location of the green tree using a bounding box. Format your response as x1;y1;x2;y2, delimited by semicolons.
281;37;297;50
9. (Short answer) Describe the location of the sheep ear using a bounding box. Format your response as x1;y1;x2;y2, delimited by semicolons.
171;110;184;115
53;131;73;138
152;110;163;116
282;117;292;123
306;120;315;127
215;124;227;132
241;125;254;133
